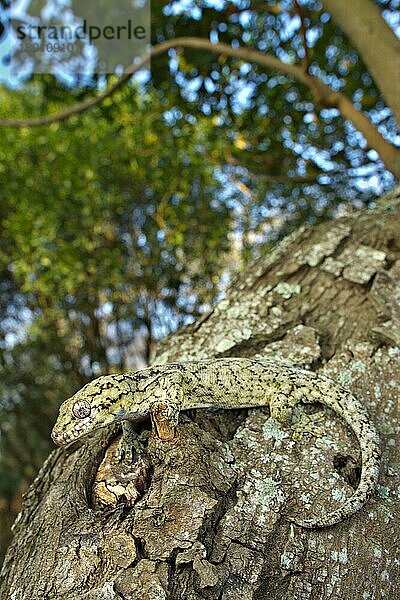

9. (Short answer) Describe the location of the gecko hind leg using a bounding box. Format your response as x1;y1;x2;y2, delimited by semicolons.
269;392;325;440
290;409;326;442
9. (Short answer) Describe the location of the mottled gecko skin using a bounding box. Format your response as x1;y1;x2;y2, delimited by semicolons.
51;358;380;528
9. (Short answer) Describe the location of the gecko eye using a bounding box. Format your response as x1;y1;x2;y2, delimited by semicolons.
72;400;91;419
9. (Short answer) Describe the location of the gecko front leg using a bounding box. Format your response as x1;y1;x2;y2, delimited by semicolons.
146;372;185;441
117;420;145;463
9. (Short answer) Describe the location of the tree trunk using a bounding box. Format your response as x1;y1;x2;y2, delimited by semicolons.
321;0;400;125
1;187;400;599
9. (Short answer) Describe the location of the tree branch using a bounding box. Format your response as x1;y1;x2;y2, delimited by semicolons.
312;78;400;180
0;38;309;128
294;0;310;73
1;37;399;178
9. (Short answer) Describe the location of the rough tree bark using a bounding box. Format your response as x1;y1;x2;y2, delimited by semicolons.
1;187;400;599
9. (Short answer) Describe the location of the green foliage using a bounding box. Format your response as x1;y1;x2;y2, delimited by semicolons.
149;0;396;223
0;82;232;511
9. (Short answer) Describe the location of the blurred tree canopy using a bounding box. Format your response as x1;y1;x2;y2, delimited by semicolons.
0;0;399;558
0;86;232;488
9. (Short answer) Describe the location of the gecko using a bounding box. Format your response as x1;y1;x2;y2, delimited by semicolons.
51;357;381;528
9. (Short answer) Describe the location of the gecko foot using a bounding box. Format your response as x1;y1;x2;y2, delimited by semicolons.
291;411;325;442
149;401;179;441
117;420;146;463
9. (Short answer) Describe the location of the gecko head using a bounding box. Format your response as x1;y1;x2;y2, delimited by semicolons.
51;375;132;446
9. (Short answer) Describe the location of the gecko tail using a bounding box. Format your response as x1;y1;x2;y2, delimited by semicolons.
291;390;381;529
